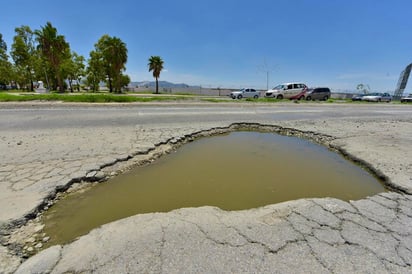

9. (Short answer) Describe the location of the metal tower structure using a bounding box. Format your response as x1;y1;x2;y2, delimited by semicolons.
393;63;412;100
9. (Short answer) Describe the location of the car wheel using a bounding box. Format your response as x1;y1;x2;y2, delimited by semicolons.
231;96;236;99
306;96;312;101
253;95;258;99
276;94;283;100
323;95;329;101
237;94;242;99
378;98;381;102
299;96;304;100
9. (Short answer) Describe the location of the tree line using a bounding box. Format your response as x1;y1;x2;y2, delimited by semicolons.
0;21;164;93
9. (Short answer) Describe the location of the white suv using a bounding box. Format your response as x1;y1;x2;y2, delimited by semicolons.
265;83;307;99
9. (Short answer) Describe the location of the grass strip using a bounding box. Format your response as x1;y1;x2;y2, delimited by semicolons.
0;93;191;103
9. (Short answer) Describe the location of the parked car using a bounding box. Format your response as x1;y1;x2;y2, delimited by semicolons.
265;83;307;99
400;94;412;103
305;87;331;101
352;94;367;101
230;88;260;99
361;92;392;102
289;89;308;100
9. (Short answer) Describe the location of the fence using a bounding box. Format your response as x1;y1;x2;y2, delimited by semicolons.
124;86;357;99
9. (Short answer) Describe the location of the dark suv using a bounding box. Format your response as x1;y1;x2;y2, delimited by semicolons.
305;87;331;101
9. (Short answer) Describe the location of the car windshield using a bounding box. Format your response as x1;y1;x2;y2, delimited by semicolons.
272;85;284;90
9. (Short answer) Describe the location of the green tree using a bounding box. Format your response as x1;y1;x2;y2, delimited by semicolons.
85;50;104;92
10;25;39;91
0;33;13;89
62;51;85;92
0;33;6;51
118;73;131;89
148;56;164;94
71;52;85;92
35;22;70;92
94;35;128;93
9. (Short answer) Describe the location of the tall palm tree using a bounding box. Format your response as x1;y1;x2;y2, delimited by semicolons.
148;56;164;94
110;38;127;92
35;22;70;92
96;35;128;93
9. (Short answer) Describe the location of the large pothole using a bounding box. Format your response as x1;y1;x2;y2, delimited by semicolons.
3;123;391;259
42;127;386;247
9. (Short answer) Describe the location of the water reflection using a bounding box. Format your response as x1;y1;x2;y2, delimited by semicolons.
43;131;385;245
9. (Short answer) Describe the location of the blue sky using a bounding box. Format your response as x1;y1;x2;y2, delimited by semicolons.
1;0;412;92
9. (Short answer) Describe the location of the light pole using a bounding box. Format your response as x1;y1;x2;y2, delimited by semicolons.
258;58;275;91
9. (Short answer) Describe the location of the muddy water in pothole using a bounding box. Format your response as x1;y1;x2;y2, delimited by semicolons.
43;131;385;245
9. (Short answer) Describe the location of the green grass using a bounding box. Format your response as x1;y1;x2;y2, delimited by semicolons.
255;97;283;103
0;92;382;104
0;89;21;93
171;92;197;96
200;98;229;103
0;92;192;103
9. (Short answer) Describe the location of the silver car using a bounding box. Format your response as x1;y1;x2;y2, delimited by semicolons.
400;94;412;103
265;83;307;99
361;92;392;102
230;88;260;99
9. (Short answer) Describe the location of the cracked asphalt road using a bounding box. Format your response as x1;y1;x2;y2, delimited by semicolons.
1;102;412;273
15;195;412;273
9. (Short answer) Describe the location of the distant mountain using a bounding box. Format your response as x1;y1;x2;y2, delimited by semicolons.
130;81;199;89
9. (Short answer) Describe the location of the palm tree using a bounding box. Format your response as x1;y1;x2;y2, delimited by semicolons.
95;35;128;93
148;56;164;94
35;22;70;92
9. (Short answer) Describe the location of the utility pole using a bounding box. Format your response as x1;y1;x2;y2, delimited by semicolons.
258;58;275;91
